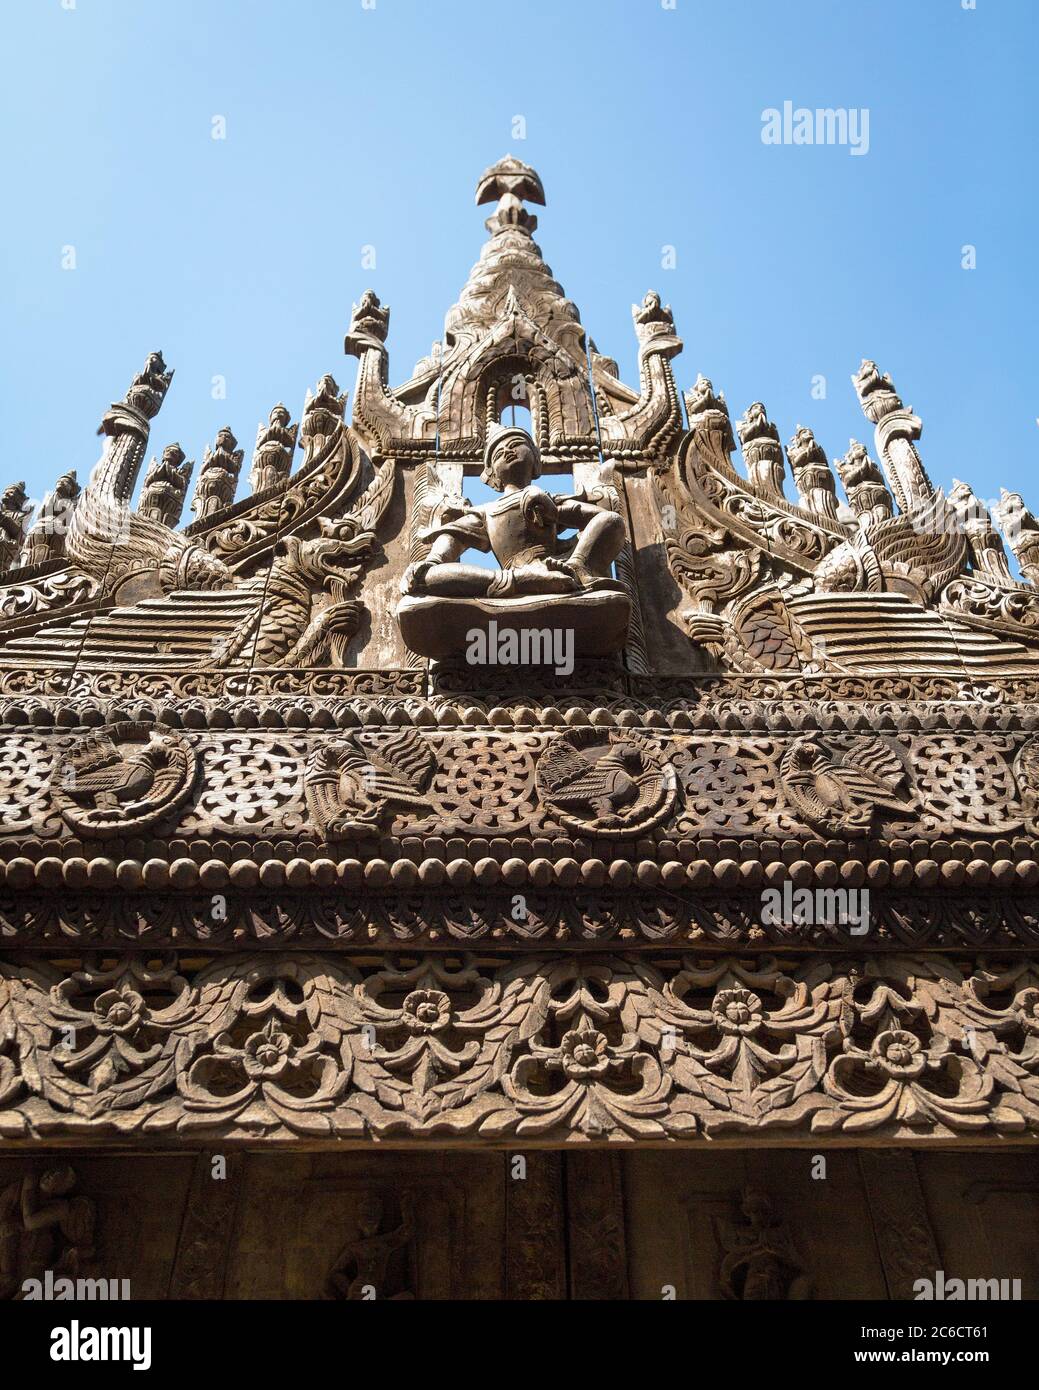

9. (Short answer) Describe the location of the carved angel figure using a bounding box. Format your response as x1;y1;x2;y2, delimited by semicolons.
0;1166;95;1301
324;1193;414;1300
249;404;298;495
22;469;80;567
715;1190;812;1300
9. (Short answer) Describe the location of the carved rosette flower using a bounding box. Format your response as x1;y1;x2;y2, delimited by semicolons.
867;1028;929;1080
181;1016;344;1132
169;958;358;1136
29;957;199;1114
1014;988;1039;1037
242;1018;293;1080
92;984;146;1038
401;988;452;1035
711;986;764;1036
953;965;1039;1105
500;960;671;1138
650;958;839;1132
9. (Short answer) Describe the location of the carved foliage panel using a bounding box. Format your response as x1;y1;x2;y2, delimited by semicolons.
4;951;1039;1144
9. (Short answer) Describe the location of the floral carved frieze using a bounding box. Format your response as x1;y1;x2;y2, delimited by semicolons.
3;950;1039;1144
4;668;1039;715
1;727;1038;845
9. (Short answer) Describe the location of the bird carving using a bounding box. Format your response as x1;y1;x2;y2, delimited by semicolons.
63;733;156;808
52;726;198;837
780;737;915;836
537;738;644;824
307;729;436;838
1014;738;1039;821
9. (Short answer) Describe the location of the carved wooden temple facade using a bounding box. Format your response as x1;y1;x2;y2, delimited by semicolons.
2;157;1039;1300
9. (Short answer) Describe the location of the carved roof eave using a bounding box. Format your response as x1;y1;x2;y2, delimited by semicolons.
194;420;368;573
0;423;373;659
674;428;847;575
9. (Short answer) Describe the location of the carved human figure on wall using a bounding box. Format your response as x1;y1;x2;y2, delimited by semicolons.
402;424;624;600
324;1192;414;1300
0;1165;96;1300
716;1190;812;1300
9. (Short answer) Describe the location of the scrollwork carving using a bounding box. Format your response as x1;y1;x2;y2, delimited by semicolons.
1;951;1039;1143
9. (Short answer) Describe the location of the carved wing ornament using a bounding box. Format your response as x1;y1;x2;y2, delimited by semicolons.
306;728;436;839
779;735;918;837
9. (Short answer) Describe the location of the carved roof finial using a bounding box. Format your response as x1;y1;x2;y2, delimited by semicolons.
344;289;390;359
476;154;545;236
475;154;545;208
123;351;174;421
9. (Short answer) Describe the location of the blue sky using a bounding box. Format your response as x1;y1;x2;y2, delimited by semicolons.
2;0;1036;525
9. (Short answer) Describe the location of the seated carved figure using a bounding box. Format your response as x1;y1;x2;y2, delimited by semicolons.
398;424;630;660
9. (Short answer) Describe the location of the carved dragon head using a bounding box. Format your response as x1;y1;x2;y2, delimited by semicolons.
274;518;379;595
